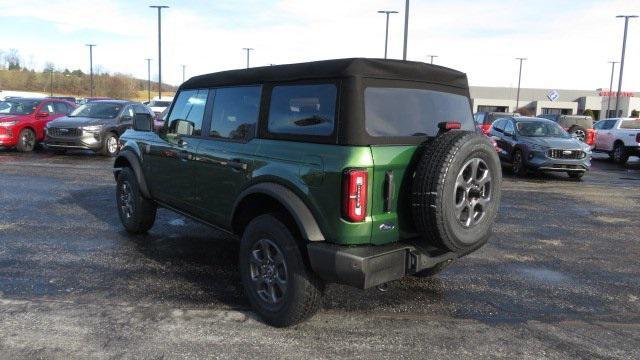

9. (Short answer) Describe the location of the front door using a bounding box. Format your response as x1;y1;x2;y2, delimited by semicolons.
145;89;209;212
193;86;262;227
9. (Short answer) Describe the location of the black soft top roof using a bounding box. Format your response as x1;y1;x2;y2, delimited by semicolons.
182;58;469;89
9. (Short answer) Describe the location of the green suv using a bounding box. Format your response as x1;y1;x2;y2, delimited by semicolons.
114;58;501;326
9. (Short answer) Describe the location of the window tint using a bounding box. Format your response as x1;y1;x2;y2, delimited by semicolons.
504;120;514;134
123;106;135;118
41;102;55;114
492;119;506;132
167;89;208;136
268;84;337;136
53;102;69;114
209;86;261;141
602;120;616;130
365;87;474;137
593;121;603;130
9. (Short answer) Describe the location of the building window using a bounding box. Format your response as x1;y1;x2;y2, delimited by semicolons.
542;108;572;115
477;105;508;113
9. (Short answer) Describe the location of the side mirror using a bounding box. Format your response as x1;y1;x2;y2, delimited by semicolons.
133;113;153;132
36;111;49;118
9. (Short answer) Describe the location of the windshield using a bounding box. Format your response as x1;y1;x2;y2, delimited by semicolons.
620;119;640;129
70;102;123;119
365;87;474;137
0;99;40;115
149;100;171;107
516;121;570;138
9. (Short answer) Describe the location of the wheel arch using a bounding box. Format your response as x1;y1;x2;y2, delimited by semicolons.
231;182;325;242
113;149;151;199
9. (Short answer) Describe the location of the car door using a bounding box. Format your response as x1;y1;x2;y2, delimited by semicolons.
502;119;517;158
490;119;509;161
194;85;262;227
115;105;135;135
144;89;209;212
597;120;616;151
33;101;57;139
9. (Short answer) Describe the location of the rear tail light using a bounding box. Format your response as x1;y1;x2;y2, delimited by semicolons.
482;124;491;135
586;129;595;145
342;169;368;222
438;121;461;131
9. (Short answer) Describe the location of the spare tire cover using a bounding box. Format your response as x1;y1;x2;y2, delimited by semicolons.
411;130;502;252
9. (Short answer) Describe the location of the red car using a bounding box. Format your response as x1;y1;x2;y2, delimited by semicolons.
0;98;76;152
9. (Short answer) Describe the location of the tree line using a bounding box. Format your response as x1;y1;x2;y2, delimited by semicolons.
0;48;175;100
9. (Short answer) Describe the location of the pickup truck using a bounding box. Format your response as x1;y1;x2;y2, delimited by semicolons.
593;118;640;163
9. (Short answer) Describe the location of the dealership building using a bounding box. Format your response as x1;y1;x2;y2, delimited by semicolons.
469;86;640;120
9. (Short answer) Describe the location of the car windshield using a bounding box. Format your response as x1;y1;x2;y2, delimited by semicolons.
69;102;123;119
516;121;570;138
620;119;640;129
149;100;171;107
0;99;40;115
365;87;474;137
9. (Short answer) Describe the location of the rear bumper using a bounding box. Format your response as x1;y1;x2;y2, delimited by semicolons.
307;241;457;289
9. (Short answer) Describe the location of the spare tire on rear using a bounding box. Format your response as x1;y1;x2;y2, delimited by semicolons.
411;130;501;253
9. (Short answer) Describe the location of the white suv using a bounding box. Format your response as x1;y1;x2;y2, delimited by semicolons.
593;118;640;163
147;96;173;117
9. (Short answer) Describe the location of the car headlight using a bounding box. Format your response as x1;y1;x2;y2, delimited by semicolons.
81;125;102;132
0;121;17;127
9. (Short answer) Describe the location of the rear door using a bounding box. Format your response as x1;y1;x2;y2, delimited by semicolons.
145;89;209;212
193;86;262;227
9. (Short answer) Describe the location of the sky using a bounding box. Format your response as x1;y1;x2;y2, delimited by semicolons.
0;0;638;91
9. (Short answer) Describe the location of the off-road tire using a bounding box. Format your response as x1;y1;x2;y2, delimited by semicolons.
612;142;628;164
116;167;157;234
568;172;584;180
568;125;588;143
16;128;36;152
101;133;119;157
411;130;502;253
239;214;324;327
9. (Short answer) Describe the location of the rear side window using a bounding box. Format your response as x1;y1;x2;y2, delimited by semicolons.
167;89;208;136
365;87;474;137
267;84;337;136
209;86;261;141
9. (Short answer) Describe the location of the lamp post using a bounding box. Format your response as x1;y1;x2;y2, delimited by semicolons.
243;48;254;69
49;68;54;97
145;58;152;102
515;57;527;111
85;44;96;97
182;64;186;83
607;61;618;118
427;55;438;64
377;10;398;59
150;5;169;99
614;15;637;117
402;0;409;60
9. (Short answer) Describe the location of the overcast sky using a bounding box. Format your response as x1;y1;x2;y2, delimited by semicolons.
0;0;638;91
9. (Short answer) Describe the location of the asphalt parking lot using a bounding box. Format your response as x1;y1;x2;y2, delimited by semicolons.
0;150;639;359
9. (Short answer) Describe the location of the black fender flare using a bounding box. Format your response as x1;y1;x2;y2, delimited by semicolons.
232;182;325;242
113;150;151;199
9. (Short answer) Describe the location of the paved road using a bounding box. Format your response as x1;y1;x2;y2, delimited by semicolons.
0;150;639;359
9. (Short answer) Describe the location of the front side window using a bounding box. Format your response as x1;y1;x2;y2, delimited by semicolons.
504;121;514;134
492;119;506;132
602;120;616;130
365;87;474;137
268;84;337;136
166;89;208;136
209;86;261;141
53;102;69;114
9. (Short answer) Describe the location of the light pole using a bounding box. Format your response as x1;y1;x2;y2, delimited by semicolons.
607;61;618;118
49;68;54;97
145;58;152;102
243;48;254;69
182;64;186;83
150;5;169;99
402;0;409;60
377;10;398;59
614;15;637;117
427;55;438;64
515;57;527;112
85;44;96;97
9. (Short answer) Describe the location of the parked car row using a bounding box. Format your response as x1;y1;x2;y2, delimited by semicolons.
0;97;156;156
475;111;640;180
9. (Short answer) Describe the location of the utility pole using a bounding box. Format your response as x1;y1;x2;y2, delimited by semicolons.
607;61;618;118
243;48;254;69
85;44;96;97
377;10;398;59
515;58;527;111
145;58;152;102
427;55;438;64
402;0;409;60
49;68;54;97
182;64;186;83
150;5;169;99
614;15;637;117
